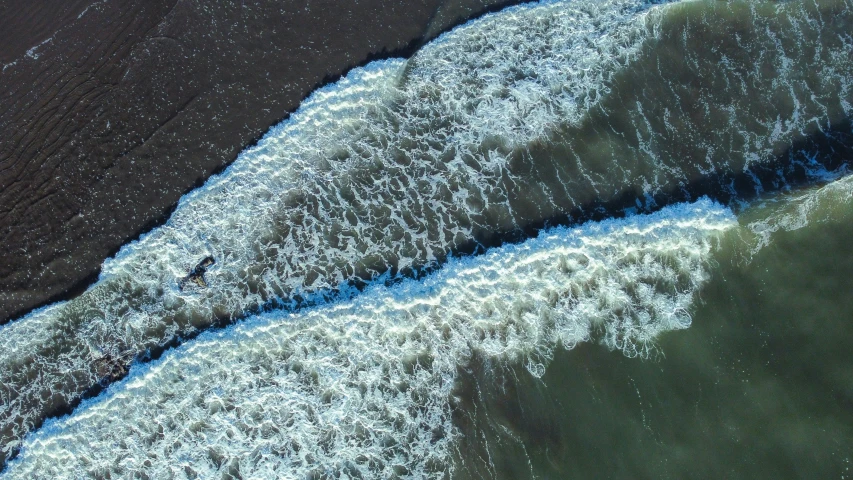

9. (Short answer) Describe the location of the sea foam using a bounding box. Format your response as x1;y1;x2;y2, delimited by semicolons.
3;0;851;463
743;173;853;252
0;0;665;456
3;200;735;479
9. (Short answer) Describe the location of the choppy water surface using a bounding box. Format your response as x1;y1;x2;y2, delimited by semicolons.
1;0;851;477
454;177;853;479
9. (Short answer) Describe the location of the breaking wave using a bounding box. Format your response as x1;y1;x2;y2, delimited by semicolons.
1;0;851;467
0;0;667;457
3;200;734;479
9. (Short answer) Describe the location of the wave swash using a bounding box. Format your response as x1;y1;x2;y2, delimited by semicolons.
4;201;733;478
0;0;851;474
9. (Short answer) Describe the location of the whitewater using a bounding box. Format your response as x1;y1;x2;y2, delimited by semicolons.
3;200;734;478
0;0;671;457
0;0;851;475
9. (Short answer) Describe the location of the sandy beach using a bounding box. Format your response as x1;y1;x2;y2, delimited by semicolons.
0;0;517;324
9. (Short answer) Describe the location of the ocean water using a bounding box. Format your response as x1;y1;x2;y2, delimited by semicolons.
454;177;853;479
1;0;851;477
2;200;736;478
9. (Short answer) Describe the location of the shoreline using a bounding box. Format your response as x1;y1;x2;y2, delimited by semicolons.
0;0;523;324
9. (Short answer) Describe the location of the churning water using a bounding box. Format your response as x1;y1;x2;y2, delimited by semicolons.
1;0;851;477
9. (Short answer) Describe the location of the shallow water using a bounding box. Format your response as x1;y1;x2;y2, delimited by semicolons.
1;0;851;476
1;200;735;478
454;180;853;479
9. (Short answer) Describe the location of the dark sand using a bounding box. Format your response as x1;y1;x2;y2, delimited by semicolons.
0;0;520;324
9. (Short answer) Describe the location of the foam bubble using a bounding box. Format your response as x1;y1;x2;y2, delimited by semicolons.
2;200;735;479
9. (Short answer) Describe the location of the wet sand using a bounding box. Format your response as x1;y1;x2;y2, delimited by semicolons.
0;0;520;324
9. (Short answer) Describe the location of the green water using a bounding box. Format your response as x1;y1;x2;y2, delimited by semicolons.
448;0;853;475
453;182;853;479
1;0;850;476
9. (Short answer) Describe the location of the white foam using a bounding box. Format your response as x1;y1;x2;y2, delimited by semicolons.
2;200;735;479
0;0;667;455
23;37;52;61
5;0;851;461
744;174;853;252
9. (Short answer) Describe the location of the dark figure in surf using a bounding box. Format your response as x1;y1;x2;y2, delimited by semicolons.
178;256;216;290
92;349;135;383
